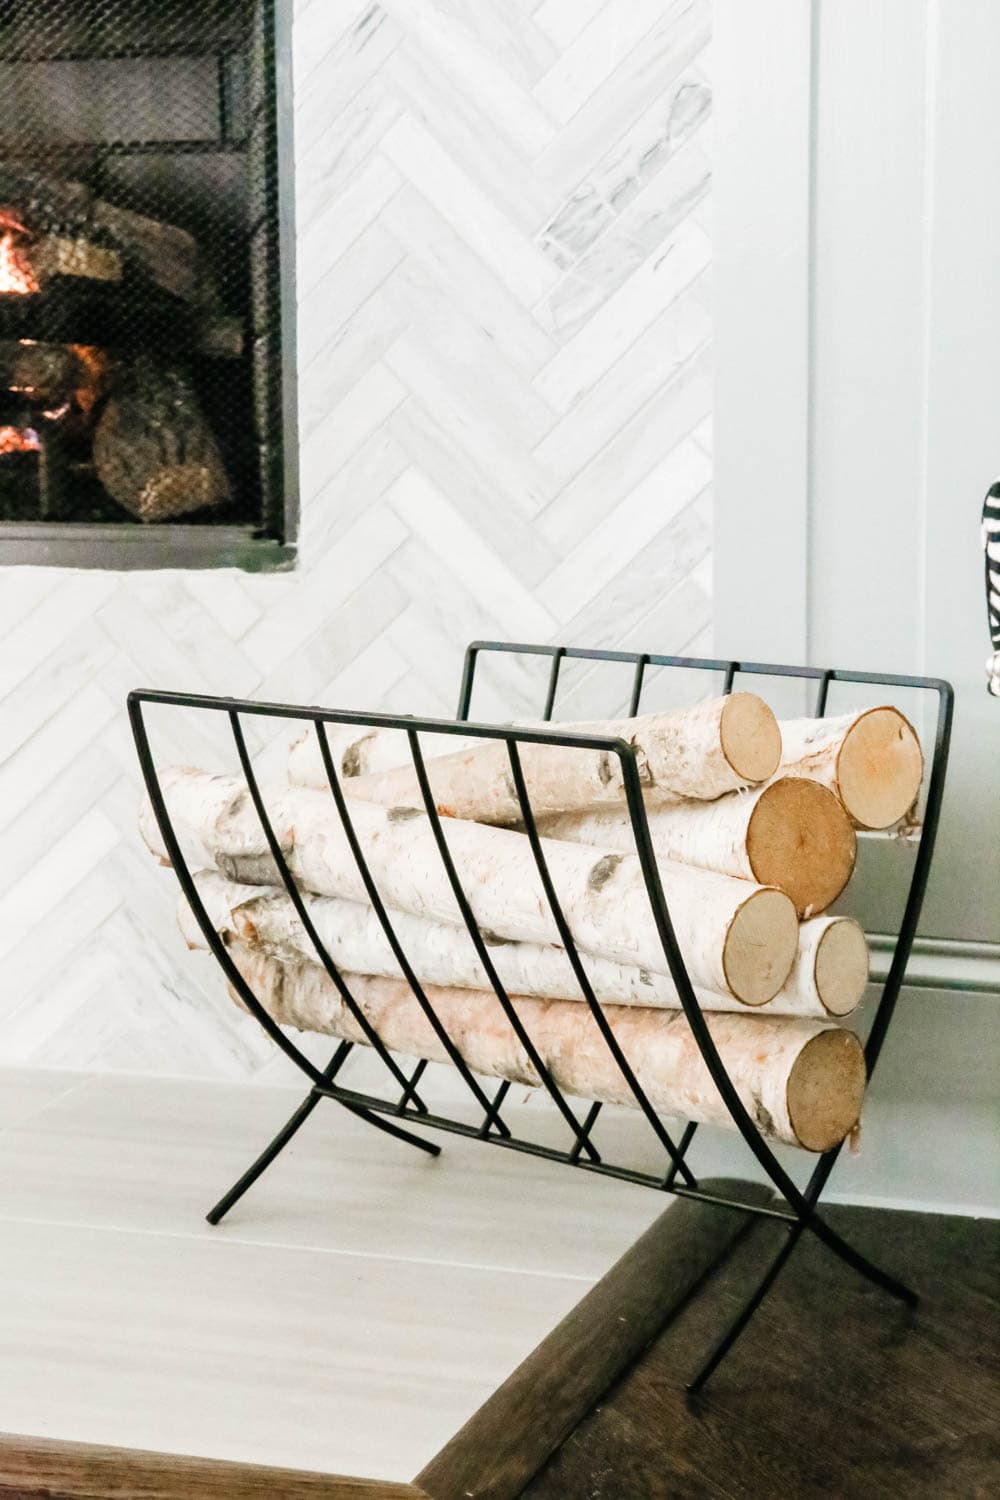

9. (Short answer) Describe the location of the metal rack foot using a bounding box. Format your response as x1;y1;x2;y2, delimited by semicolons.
206;1088;440;1227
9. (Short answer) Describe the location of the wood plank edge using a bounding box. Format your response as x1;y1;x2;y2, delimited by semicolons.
0;1432;426;1500
417;1178;774;1500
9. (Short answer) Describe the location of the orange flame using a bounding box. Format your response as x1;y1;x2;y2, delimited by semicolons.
0;425;41;454
0;231;39;295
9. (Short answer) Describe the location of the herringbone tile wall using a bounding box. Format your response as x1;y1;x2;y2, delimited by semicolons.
0;0;712;1077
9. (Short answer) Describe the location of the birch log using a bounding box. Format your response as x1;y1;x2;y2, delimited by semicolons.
223;940;866;1152
779;707;924;829
142;768;798;1003
299;694;781;825
182;869;849;1018
288;721;478;787
782;916;869;1017
539;776;857;919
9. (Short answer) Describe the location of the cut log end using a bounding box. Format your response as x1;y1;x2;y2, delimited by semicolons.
746;777;857;917
814;918;870;1016
722;887;799;1005
719;692;782;784
786;1027;866;1151
836;707;924;829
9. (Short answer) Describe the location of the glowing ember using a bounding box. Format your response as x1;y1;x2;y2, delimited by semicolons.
0;425;41;455
0;231;39;295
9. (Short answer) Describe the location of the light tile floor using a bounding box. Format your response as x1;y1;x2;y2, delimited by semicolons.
0;1068;664;1481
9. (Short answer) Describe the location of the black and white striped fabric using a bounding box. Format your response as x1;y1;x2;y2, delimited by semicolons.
984;481;1000;695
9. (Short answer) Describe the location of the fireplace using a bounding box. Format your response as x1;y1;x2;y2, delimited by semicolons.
0;0;296;568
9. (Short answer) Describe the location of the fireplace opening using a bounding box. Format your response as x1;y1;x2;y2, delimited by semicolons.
0;0;295;568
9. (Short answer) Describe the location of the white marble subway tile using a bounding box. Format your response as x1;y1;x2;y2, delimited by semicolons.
241;503;408;676
538;341;712;552
421;0;559;87
298;266;410;440
298;362;407;503
0;683;118;839
0;807;119;966
382;186;560;377
536;136;711;341
541;437;711;623
298;219;406;373
390;402;561;590
0;621;117;767
295;12;403;176
296;152;403;298
534;0;609;52
535;283;710;485
381;114;559;308
536;0;711;198
383;336;554;517
383;44;556;237
291;0;388;96
388;262;558;449
0;744;119;905
379;0;556;159
303;425;410;559
556;488;712;654
297;78;404;247
534;218;710;414
534;0;678;127
386;467;558;638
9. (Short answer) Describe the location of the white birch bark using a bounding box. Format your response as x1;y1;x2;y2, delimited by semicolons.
141;767;798;1003
300;694;781;826
778;707;924;829
538;776;857;919
223;940;866;1152
183;869;847;1018
288;721;477;788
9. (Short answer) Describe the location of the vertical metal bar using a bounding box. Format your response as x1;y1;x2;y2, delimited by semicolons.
506;740;697;1188
456;645;480;721
542;647;566;721
407;728;601;1160
722;662;737;693
314;721;511;1134
814;670;833;717
628;655;649;717
228;712;430;1111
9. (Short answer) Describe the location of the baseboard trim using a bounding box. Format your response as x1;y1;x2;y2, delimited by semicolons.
868;934;1000;994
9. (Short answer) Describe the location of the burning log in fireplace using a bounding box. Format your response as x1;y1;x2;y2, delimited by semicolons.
93;357;230;523
0;169;241;524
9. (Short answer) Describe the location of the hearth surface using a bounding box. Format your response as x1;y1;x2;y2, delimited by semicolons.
0;1068;662;1480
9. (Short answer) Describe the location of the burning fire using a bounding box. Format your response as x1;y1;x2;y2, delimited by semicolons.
0;213;39;295
0;425;41;455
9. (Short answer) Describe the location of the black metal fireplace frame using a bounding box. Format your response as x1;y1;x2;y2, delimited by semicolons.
129;640;953;1390
0;0;298;570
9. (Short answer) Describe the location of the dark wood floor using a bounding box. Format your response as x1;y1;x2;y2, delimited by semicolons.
522;1204;1000;1500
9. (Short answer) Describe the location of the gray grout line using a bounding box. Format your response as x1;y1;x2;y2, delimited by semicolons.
0;1209;600;1285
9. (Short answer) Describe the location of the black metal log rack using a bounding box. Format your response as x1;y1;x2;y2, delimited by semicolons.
128;640;953;1390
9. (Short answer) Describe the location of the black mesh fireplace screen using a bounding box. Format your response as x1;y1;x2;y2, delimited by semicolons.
0;0;288;545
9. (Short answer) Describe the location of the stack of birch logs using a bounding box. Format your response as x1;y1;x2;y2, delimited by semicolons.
140;694;924;1155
